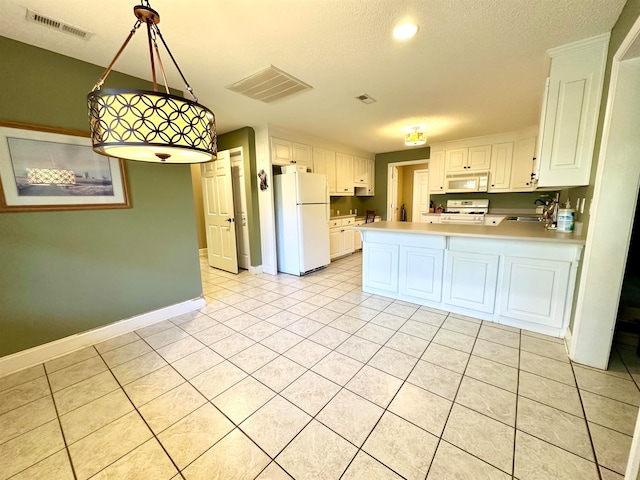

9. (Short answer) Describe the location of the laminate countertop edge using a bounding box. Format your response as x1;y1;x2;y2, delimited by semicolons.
353;221;586;245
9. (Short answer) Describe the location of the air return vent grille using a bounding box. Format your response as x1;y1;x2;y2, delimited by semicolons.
26;9;92;40
226;65;312;103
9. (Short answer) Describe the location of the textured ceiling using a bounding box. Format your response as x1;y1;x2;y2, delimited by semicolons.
0;0;627;154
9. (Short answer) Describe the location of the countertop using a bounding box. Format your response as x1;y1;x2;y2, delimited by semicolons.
329;214;356;220
353;221;586;245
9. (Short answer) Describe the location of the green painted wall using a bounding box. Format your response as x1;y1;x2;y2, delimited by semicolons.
217;128;262;266
0;37;202;357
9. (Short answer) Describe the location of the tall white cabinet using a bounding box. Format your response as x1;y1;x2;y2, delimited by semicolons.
538;34;609;187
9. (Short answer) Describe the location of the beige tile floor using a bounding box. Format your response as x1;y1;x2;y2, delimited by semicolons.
1;251;640;479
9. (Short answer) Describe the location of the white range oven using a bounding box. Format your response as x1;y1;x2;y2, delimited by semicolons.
440;199;489;225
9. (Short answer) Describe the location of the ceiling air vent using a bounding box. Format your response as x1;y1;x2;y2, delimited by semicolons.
26;9;92;40
227;65;312;103
355;93;376;104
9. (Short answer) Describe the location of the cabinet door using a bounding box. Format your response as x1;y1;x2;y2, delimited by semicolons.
354;157;368;184
498;257;570;328
292;142;312;169
538;37;608;187
511;137;537;191
335;153;354;195
343;228;354;254
445;148;468;172
329;228;342;259
399;246;444;302
363;243;399;293
488;142;513;192
468;145;492;171
271;137;292;166
443;251;499;313
429;151;446;193
354;229;362;250
366;158;375;195
314;148;337;194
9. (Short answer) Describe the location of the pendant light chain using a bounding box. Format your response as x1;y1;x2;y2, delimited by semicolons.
92;19;142;92
152;25;198;102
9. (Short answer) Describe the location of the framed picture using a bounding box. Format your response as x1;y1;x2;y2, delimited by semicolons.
0;121;130;212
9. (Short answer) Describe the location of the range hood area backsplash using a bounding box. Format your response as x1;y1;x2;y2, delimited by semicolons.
430;191;558;215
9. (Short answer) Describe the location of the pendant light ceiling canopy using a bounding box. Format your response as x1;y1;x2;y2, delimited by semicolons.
87;1;216;164
405;125;426;146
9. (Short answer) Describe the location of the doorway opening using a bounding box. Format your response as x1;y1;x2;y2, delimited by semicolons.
386;160;428;221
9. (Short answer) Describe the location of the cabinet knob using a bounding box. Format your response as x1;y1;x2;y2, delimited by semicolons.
526;182;529;186
491;184;495;187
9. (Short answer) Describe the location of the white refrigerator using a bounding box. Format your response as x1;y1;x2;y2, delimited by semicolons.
274;172;330;275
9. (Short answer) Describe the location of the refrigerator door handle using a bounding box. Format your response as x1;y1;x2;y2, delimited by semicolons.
326;181;330;223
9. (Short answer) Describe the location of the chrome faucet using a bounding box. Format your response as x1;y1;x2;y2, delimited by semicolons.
535;193;560;228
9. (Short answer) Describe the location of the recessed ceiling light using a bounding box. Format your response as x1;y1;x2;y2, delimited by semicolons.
393;23;419;40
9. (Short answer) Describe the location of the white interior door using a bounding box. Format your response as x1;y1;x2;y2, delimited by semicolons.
231;149;250;270
412;169;430;222
387;166;399;221
202;150;239;274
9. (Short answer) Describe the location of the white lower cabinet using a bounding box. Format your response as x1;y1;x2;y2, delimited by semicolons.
363;243;399;293
358;230;582;337
399;246;444;302
443;251;499;313
329;221;354;260
498;257;570;328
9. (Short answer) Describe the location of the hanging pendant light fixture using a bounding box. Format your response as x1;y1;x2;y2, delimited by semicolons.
405;126;426;146
87;1;216;164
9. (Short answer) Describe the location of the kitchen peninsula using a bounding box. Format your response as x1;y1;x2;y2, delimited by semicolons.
353;221;585;337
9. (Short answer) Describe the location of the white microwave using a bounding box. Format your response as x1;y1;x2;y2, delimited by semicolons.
445;171;489;193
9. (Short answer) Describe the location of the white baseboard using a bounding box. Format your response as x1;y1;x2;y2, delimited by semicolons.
0;297;206;378
199;248;208;257
248;265;263;274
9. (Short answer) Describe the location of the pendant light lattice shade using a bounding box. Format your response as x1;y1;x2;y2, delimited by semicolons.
88;89;216;164
87;1;216;164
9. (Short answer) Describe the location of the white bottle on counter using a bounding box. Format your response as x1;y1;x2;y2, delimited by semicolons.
557;206;575;232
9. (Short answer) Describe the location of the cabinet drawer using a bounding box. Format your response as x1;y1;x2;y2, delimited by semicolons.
329;219;341;228
343;217;355;226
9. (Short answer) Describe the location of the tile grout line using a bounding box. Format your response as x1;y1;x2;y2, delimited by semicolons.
423;315;488;479
94;343;188;479
512;327;522;480
43;363;80;480
569;356;604;480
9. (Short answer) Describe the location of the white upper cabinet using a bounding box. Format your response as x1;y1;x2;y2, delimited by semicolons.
335;153;355;195
313;148;336;194
511;137;538;191
445;148;468;172
446;146;491;172
356;158;375;196
429;151;446;194
488;142;513;192
353;157;368;185
468;145;492;171
271;137;312;169
537;34;609;187
292;142;312;169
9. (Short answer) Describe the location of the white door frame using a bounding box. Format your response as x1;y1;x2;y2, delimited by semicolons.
229;147;251;270
412;169;430;222
386;160;428;221
571;15;640;480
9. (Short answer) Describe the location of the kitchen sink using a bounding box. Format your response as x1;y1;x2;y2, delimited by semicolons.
508;216;542;222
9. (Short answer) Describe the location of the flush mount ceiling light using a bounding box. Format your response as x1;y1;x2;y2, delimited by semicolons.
405;126;427;146
87;0;216;164
393;23;419;40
